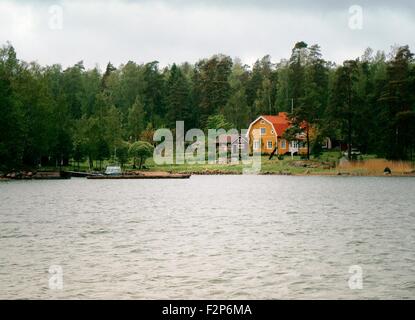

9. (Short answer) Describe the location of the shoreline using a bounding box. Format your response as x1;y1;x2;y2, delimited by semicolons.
2;167;415;181
181;171;415;177
1;173;415;181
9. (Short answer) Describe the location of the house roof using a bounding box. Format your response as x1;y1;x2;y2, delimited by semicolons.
247;112;309;141
262;113;292;136
247;112;290;137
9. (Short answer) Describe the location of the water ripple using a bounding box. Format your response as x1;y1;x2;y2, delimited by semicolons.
0;176;414;299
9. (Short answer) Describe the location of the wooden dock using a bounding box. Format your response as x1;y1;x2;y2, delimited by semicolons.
87;172;191;180
66;171;100;178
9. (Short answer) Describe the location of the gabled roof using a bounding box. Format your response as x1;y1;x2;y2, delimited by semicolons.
263;113;291;137
247;112;291;138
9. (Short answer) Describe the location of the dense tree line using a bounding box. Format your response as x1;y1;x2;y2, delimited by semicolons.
1;42;414;170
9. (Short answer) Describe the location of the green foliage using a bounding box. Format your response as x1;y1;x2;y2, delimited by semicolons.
283;126;303;143
127;96;146;141
205;114;234;131
1;41;415;172
115;141;130;168
250;56;278;117
193;54;233;126
166;64;193;129
224;59;251;129
129;141;154;169
311;137;324;158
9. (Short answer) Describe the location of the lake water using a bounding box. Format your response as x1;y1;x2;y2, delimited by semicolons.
1;176;415;300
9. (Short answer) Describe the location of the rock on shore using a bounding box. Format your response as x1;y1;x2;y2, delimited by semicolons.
1;171;70;180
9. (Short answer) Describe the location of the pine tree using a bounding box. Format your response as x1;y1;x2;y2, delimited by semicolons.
328;60;360;160
127;96;146;141
166;64;192;129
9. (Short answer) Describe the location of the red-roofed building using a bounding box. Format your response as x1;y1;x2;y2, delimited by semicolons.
247;112;308;155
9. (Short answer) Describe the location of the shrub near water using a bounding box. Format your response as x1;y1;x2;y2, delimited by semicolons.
338;159;415;175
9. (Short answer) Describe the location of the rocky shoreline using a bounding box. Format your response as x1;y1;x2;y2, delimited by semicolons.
0;171;71;180
174;167;415;177
184;171;415;177
1;166;414;181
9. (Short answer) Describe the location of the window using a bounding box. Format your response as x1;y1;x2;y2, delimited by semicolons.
281;139;286;149
254;140;260;150
291;141;298;149
261;120;265;124
260;128;266;135
267;141;273;149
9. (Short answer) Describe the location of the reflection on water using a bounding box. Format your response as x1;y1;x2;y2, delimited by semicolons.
0;176;415;299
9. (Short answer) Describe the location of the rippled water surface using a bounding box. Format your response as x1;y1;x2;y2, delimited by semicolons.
1;176;415;299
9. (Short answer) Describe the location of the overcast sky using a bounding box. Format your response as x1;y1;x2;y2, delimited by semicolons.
1;0;414;69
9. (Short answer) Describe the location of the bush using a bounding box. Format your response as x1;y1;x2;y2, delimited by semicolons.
129;141;154;169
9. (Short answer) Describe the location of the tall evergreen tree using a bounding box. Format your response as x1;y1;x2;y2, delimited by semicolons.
225;60;250;129
379;46;415;159
194;55;233;126
328;60;360;160
166;64;192;129
127;96;146;141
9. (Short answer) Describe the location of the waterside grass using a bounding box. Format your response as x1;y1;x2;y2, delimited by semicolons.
22;152;415;177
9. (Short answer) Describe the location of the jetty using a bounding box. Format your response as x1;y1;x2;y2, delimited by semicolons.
87;172;191;180
66;171;101;178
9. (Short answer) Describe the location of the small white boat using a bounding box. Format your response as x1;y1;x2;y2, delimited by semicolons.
105;166;122;176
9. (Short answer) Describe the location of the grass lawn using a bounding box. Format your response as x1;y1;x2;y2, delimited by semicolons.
59;152;341;175
144;151;344;175
145;157;328;175
37;151;414;176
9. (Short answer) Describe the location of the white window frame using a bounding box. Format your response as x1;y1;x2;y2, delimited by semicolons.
267;141;273;149
260;127;266;135
281;139;286;149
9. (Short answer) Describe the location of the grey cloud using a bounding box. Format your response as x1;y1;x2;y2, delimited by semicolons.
0;0;414;69
117;0;415;11
13;0;415;12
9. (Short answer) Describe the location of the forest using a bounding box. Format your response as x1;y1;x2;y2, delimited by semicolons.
0;41;414;171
